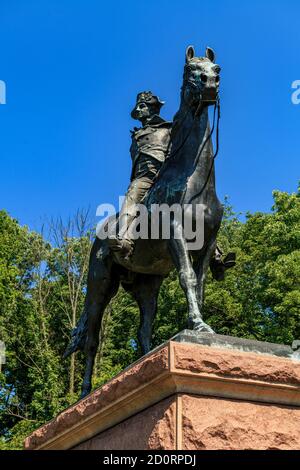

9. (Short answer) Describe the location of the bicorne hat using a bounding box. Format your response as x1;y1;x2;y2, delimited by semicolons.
131;91;165;119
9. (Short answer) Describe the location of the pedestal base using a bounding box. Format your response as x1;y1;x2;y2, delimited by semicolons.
25;332;300;450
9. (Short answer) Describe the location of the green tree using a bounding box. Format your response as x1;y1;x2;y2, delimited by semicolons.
0;210;53;447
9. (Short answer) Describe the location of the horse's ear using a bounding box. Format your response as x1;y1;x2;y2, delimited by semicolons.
206;47;215;63
186;45;195;62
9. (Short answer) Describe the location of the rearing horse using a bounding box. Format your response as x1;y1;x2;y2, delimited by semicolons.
65;45;224;398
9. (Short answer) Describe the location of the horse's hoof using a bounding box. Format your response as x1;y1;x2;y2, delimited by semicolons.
193;322;215;334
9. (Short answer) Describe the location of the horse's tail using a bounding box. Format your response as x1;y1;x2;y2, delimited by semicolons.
63;306;88;358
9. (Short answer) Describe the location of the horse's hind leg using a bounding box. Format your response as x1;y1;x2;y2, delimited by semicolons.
168;220;214;333
127;274;164;355
81;245;119;398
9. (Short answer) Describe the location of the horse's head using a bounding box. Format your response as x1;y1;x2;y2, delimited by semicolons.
182;45;220;108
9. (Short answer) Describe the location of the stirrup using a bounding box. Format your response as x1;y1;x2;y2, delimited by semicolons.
107;236;134;259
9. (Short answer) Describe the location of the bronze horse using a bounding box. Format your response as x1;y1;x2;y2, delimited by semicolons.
65;45;224;398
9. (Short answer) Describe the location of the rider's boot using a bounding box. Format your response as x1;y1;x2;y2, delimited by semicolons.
107;235;134;260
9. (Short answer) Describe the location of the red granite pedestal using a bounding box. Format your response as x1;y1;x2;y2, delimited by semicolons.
25;336;300;450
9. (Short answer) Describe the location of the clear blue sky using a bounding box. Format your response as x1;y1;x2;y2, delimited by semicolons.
0;0;299;231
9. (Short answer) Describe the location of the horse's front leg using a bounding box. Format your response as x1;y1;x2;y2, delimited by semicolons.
168;220;214;333
128;273;164;355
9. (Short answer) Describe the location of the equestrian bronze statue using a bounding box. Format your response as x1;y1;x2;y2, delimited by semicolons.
65;45;236;398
